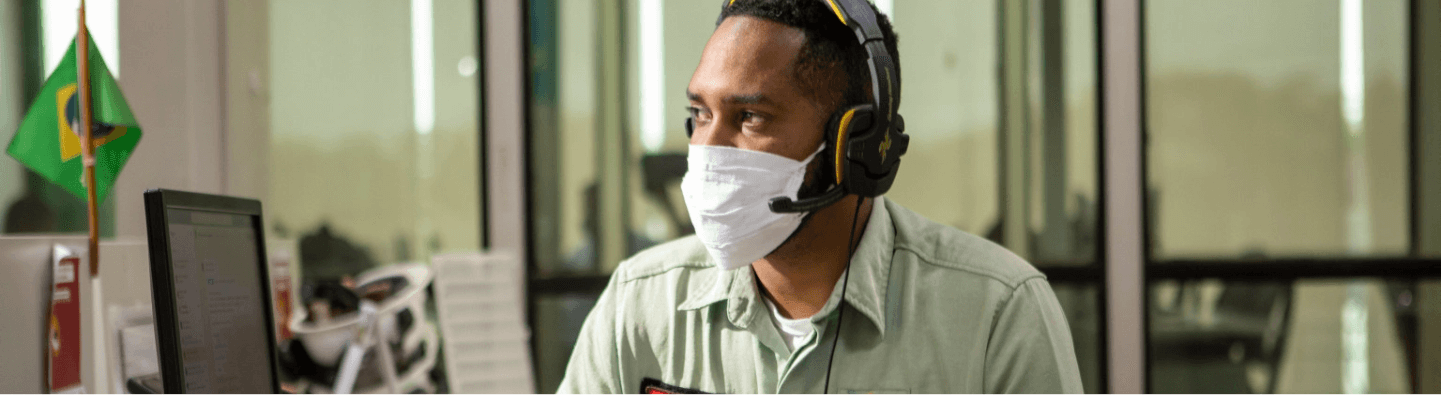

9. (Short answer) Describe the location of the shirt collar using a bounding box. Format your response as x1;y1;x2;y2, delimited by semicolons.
677;197;895;336
675;258;761;329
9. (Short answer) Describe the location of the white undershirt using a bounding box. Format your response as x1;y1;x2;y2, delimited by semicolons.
762;296;814;352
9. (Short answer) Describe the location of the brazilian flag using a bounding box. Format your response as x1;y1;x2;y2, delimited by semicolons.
6;35;141;202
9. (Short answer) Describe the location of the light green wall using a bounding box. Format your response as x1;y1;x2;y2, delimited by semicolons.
1148;0;1409;258
265;0;481;265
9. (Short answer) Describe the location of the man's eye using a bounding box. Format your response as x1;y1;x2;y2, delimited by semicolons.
739;111;760;123
687;106;710;121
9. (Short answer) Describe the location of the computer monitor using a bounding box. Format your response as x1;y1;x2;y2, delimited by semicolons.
143;189;281;393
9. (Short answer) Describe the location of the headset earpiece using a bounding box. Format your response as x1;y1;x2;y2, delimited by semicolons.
824;104;908;198
824;105;870;186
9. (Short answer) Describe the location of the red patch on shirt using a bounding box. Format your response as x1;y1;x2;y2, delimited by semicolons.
640;378;709;394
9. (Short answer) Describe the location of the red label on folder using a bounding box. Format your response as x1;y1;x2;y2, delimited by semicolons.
274;268;293;340
48;249;82;393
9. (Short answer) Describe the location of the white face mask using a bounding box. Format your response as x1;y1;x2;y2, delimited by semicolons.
680;144;822;270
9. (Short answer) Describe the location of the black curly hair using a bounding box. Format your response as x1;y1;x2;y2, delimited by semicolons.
717;0;900;114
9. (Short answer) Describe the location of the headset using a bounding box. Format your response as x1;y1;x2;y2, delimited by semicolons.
685;0;909;214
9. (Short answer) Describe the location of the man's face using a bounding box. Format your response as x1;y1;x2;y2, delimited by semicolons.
686;16;832;162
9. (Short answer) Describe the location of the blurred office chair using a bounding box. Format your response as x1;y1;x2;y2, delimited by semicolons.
1150;278;1294;393
299;224;379;280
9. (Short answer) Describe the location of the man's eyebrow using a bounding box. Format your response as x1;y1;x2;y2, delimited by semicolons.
685;90;772;106
726;93;769;105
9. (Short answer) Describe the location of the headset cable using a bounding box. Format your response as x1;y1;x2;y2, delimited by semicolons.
823;196;865;393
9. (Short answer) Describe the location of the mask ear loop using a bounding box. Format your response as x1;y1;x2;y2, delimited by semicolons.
799;142;839;205
773;142;844;253
823;196;864;393
801;142;837;197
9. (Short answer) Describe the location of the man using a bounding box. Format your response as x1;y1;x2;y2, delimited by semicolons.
559;0;1082;393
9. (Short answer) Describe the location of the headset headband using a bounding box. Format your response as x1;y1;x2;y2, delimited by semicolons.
823;0;898;130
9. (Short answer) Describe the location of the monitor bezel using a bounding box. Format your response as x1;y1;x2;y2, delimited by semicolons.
143;188;281;393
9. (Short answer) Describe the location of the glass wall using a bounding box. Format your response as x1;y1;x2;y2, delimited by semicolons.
527;0;1104;392
1144;0;1441;393
258;0;483;281
997;0;1100;267
1145;0;1409;260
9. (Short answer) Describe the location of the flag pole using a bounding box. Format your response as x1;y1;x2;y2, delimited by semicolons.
77;0;100;278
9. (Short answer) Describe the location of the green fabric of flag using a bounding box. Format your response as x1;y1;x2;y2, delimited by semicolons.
6;35;141;202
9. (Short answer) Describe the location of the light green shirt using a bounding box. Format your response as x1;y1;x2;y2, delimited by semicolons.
558;198;1083;393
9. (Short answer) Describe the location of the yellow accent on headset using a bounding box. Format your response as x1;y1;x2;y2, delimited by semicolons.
834;109;856;183
823;0;848;25
729;0;737;6
879;132;891;162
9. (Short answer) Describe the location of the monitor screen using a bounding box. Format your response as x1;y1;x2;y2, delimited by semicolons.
161;208;274;393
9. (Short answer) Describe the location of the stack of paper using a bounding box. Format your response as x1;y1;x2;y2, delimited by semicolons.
430;252;533;393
